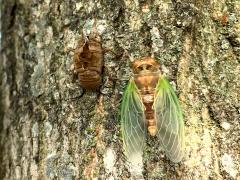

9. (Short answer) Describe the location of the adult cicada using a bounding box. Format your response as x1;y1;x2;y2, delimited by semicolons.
121;57;185;163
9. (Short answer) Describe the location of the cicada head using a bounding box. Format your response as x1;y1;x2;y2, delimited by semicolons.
132;57;161;75
131;57;161;90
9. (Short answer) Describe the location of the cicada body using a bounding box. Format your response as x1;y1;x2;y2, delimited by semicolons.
121;57;184;163
74;34;103;90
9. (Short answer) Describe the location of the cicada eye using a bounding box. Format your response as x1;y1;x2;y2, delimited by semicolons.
138;66;144;71
145;64;152;70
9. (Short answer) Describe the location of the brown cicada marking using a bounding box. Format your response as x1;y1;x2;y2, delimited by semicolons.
132;57;161;136
74;33;103;90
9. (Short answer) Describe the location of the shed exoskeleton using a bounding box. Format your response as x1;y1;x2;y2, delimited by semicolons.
74;31;103;90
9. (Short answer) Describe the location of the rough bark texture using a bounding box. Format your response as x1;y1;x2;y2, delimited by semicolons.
0;0;240;179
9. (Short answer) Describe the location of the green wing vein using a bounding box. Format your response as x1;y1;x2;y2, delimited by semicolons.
154;76;185;163
121;79;146;159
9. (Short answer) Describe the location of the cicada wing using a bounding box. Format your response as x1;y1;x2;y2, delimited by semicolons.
121;79;146;163
154;76;185;163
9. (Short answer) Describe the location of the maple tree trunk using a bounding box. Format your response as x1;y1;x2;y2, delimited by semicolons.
0;0;239;179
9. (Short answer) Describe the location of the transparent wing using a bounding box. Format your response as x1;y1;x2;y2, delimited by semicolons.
154;76;185;162
121;79;146;162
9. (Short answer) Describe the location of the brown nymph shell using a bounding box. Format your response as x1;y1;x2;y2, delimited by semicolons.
74;35;103;90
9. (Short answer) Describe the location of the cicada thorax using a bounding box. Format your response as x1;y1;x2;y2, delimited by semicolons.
74;35;103;90
132;57;161;136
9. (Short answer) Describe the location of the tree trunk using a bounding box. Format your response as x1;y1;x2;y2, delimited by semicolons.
0;0;239;179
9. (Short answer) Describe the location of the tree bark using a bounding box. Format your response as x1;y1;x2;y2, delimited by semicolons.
0;0;239;179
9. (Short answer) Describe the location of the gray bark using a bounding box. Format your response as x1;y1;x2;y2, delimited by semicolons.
0;0;239;179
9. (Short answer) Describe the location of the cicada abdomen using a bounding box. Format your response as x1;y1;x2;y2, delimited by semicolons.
74;32;103;90
121;57;185;163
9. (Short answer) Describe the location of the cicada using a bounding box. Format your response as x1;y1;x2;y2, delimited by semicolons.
121;57;185;163
74;28;103;90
